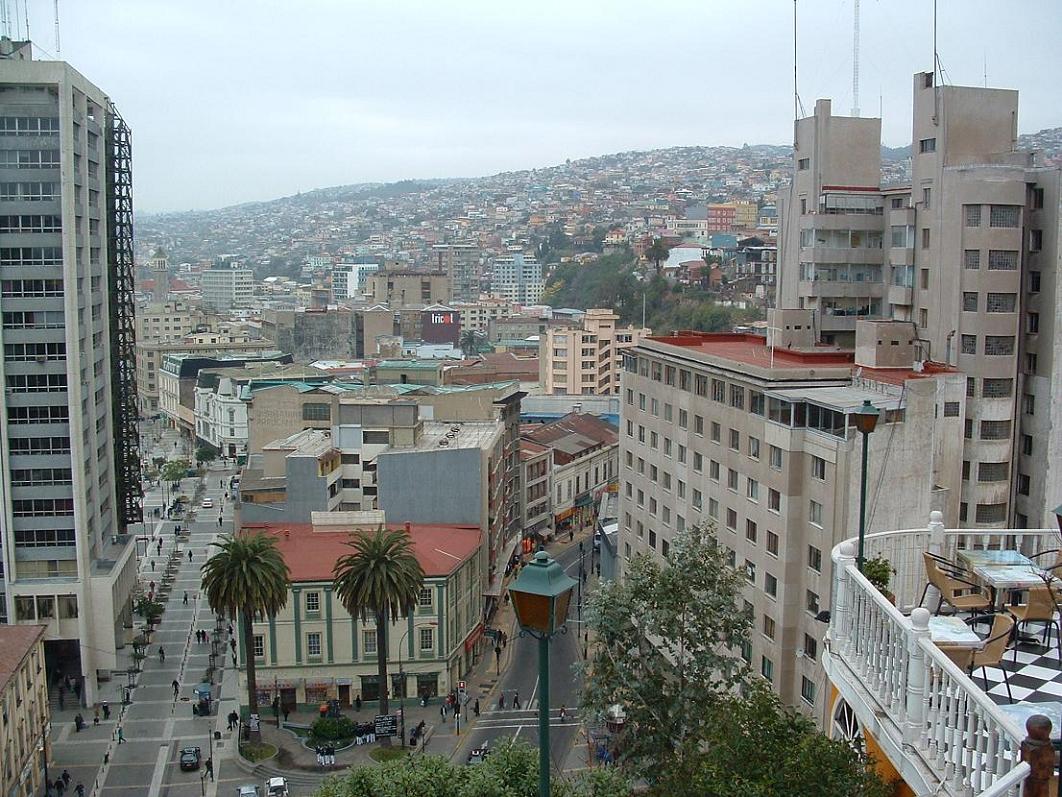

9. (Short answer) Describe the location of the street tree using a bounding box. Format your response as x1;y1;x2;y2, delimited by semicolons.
195;445;218;465
201;532;290;721
581;523;752;783
160;459;190;485
332;526;425;746
459;329;481;358
581;523;888;795
314;741;630;797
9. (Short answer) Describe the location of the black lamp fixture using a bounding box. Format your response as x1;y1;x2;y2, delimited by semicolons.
853;400;880;571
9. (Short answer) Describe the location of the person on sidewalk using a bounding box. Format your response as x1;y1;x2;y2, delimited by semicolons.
188;549;193;562
172;679;180;698
513;690;520;710
93;706;99;726
158;647;166;663
355;694;362;712
101;702;110;720
73;713;83;732
559;705;567;722
473;698;480;716
205;757;213;781
61;770;70;788
498;693;505;710
182;592;188;605
74;784;84;797
117;727;125;744
440;703;447;723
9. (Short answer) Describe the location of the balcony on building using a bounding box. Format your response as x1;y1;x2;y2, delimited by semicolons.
824;512;1062;796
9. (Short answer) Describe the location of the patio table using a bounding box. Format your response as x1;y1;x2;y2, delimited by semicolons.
999;701;1062;742
928;616;984;649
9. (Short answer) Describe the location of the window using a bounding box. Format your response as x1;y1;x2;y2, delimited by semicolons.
800;676;816;705
747;437;760;459
638;393;646;411
419;627;434;651
729;385;744;409
1022;434;1033;455
1031;229;1043;251
768;446;782;469
418;587;433;607
989;205;1020;228
923;187;932;208
920;268;929;289
962;292;978;312
746;519;758;543
808;546;822;572
986;293;1016;313
709;421;718;441
708;497;718;518
797;158;809;170
765;573;777;597
306;632;322;658
918;138;936;153
976;461;1009;483
728;429;740;451
363;430;389;445
942;401;960;417
1026;353;1038;373
305;592;320;613
984;336;1015;356
964;205;982;227
768;488;780;512
648;529;657;549
966;378;976;397
678;409;687;428
982;378;1013;398
1018;474;1031;496
693;453;703;472
695;415;705;436
804;634;818;661
726;508;737;532
807;590;820;614
763;615;775;640
692;489;703;510
1030;271;1041;292
988;250;1018;270
761;656;774;683
0;149;60;169
809;501;822;526
750;391;765;415
746;479;759;501
727;468;738;490
362;630;377;654
1032;186;1045;209
964;249;980;270
766;531;779;556
1028;312;1040;334
677;444;686;463
975;503;1007;524
921;228;931;249
744;560;756;582
811;456;826;480
253;635;265;659
961;335;977;355
980;420;1011;440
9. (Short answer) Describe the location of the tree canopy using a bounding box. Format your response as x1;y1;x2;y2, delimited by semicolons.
160;459;191;483
580;524;889;796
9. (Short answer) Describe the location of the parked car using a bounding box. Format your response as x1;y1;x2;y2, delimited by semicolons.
467;742;490;765
179;747;201;771
236;787;260;797
202;498;214;509
265;777;289;796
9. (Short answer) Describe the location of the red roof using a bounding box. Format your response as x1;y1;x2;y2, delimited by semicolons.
860;361;958;386
648;332;854;369
240;522;481;582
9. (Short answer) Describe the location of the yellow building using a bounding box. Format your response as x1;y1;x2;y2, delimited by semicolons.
237;516;485;709
0;626;49;797
540;309;650;395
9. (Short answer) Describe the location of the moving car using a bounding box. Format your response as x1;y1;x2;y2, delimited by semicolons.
202;498;214;509
236;787;260;797
179;747;201;771
265;777;289;796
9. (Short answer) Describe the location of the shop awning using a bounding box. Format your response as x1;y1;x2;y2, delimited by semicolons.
574;492;594;508
463;623;485;653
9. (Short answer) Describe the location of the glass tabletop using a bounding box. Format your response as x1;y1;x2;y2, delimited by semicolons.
999;702;1062;740
928;616;983;646
958;549;1034;568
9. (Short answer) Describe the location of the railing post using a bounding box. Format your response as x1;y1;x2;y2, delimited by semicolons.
1020;714;1053;797
904;608;930;747
831;541;857;651
923;511;946;610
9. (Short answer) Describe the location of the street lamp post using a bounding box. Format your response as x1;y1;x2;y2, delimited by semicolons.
396;621;436;747
853;400;880;572
508;550;577;797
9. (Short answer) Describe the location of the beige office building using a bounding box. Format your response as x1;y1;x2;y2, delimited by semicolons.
777;72;1062;528
541;309;649;395
618;324;966;720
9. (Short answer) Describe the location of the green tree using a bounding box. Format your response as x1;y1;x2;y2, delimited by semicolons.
332;527;425;745
459;329;481;357
581;523;752;784
160;459;190;485
644;237;670;276
201;532;291;720
195;445;218;465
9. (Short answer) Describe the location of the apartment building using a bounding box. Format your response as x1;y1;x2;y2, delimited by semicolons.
135;299;202;344
451;298;513;335
200;259;254;311
260;307;360;361
0;626;48;797
0;40;141;702
490;251;543;304
330;261;378;300
777;73;1062;527
238;429;342;522
519;440;552;540
238;515;483;707
618;325;966;718
432;243;482;303
366;270;449;308
540;308;650;395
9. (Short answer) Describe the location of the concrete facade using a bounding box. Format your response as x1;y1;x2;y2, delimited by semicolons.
432;243;482;303
618;331;965;721
366;270;450;309
0;626;48;797
238;429;342;523
0;45;138;703
200;261;254;311
490;251;543;304
540;309;650;395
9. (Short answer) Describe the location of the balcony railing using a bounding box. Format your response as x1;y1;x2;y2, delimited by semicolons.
824;512;1058;796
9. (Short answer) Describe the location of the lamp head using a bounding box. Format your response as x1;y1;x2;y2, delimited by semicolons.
1054;503;1062;534
508;550;578;637
853;399;880;435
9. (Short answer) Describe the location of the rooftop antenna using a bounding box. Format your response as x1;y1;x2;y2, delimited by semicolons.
0;1;7;38
54;0;60;56
851;0;861;117
932;0;939;124
983;49;987;87
21;0;28;42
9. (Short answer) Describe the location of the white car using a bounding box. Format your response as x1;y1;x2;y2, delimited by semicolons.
266;777;289;796
202;498;214;509
236;787;259;797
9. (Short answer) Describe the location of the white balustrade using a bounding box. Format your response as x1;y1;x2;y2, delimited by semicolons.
827;519;1059;796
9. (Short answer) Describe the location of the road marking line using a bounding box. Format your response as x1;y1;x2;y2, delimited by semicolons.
147;742;171;797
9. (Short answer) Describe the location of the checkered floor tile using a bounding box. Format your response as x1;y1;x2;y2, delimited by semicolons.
971;620;1062;706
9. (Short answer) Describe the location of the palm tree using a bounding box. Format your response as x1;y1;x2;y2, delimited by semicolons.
645;237;670;276
459;329;480;358
332;526;425;744
201;532;290;721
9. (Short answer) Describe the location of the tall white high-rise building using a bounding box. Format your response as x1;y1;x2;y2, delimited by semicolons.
0;38;143;702
491;250;543;305
201;257;254;311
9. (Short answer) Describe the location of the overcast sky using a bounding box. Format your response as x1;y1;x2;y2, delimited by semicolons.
22;0;1062;212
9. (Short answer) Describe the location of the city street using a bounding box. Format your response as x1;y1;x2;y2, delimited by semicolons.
454;536;594;774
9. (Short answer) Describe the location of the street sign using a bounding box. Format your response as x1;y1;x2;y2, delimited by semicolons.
374;713;399;738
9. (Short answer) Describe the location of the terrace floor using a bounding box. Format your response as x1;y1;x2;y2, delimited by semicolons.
969;618;1062;706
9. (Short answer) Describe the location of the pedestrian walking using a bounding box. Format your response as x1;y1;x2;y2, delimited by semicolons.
61;770;71;788
188;549;193;562
54;778;64;796
440;703;447;723
283;706;289;723
219;479;223;488
150;559;155;572
559;705;567;722
156;540;162;556
230;638;237;654
74;784;85;797
205;757;213;781
117;727;125;743
473;698;480;716
513;690;520;710
158;646;166;663
73;713;83;732
182;591;188;605
101;701;110;720
74;680;81;701
355;694;362;712
93;706;100;726
172;679;179;698
499;693;506;709
217;515;223;528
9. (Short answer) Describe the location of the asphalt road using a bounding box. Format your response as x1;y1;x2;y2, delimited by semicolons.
455;539;594;772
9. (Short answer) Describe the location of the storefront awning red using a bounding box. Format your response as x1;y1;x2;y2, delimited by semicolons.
464;623;485;653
